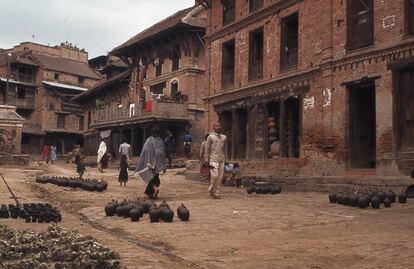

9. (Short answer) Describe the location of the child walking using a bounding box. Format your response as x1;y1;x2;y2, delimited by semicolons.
119;154;129;186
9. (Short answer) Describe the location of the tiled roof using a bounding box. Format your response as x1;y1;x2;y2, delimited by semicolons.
33;54;100;79
73;69;131;102
111;5;205;54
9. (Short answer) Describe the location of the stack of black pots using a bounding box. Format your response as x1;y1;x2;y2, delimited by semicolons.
0;203;62;223
36;176;108;192
246;184;282;195
329;189;408;209
104;199;190;223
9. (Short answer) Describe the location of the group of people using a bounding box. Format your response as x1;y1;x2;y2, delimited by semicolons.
41;144;57;164
53;123;233;201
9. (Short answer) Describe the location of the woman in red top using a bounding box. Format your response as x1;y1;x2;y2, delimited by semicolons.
42;144;51;164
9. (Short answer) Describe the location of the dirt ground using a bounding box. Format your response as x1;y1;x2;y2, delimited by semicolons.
0;162;413;269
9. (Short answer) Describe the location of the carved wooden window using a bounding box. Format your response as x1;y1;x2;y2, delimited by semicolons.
407;0;414;36
222;0;235;26
249;0;263;12
172;50;180;71
78;76;85;85
347;0;373;50
79;116;84;131
57;114;66;129
87;111;91;128
249;28;263;80
222;40;235;87
17;87;25;99
150;81;166;95
280;13;299;70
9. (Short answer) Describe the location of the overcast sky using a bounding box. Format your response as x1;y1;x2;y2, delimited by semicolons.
0;0;195;58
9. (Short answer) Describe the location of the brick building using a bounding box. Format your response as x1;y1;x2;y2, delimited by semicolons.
75;4;207;157
0;42;100;155
201;0;414;182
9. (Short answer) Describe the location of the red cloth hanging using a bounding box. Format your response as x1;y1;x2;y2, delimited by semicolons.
145;100;152;112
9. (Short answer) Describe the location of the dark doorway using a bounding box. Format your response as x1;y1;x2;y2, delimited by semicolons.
220;111;233;159
235;108;248;159
284;98;300;158
349;84;376;168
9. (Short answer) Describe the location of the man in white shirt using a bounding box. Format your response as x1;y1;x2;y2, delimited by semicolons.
119;140;132;162
205;122;227;199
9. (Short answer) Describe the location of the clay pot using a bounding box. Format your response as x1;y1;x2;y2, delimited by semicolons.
268;117;276;123
177;204;190;222
383;198;391;208
270;142;280;156
104;203;117;217
371;196;381;209
141;201;152;214
342;194;350;206
398;192;407;204
268;136;277;144
161;208;174;222
328;192;337;203
377;191;386;203
268;128;278;135
268;122;277;128
130;208;141;222
386;190;396;203
358;196;369;209
349;194;359;207
246;187;254;194
159;201;170;209
116;206;124;217
149;208;160;223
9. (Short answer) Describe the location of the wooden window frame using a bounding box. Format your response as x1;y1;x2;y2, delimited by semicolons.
222;0;235;26
79;115;84;131
249;0;263;12
280;12;299;70
57;113;66;129
347;0;374;51
222;39;235;87
155;59;163;77
249;28;264;80
16;87;26;99
406;0;414;36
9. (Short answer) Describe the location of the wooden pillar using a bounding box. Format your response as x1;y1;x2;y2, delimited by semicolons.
231;109;236;160
279;100;286;158
130;127;135;156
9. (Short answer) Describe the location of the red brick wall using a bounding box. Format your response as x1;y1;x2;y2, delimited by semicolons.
205;0;414;177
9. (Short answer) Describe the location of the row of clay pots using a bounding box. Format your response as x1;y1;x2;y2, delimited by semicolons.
329;190;407;209
1;203;61;223
36;176;108;192
247;184;282;195
104;199;190;223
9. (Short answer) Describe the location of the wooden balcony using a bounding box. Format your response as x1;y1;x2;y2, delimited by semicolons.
11;72;35;84
94;99;188;127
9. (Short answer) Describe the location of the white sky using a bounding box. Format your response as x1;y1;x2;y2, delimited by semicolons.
0;0;195;58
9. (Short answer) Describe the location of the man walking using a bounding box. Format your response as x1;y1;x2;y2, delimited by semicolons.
206;122;226;199
119;140;132;162
97;138;108;173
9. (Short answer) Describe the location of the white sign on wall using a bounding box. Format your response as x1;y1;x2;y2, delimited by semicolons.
323;88;332;107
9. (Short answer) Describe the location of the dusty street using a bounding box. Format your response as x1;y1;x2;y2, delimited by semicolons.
0;163;413;269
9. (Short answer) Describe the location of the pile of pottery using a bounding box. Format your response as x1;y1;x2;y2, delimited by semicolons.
0;203;62;223
246;184;282;195
104;199;190;223
0;224;120;268
267;116;280;158
36;176;108;192
328;189;408;209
